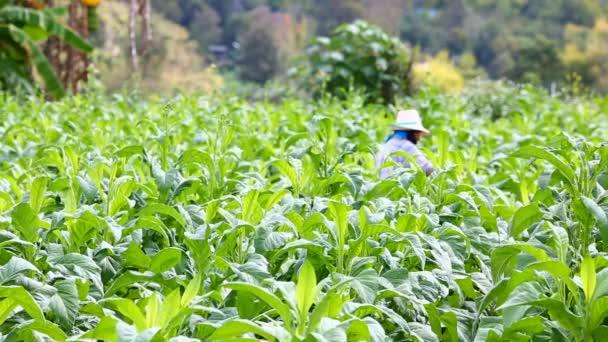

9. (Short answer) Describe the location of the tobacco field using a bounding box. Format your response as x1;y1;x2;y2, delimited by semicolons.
1;86;608;341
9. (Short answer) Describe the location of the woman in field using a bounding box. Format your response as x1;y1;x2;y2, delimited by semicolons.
376;109;434;178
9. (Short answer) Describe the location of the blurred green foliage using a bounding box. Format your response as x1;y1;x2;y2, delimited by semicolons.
296;20;412;104
150;0;608;93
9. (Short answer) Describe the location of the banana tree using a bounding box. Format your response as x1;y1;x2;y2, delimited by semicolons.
0;2;93;98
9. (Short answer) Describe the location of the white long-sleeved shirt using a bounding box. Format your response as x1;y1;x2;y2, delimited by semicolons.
375;137;434;178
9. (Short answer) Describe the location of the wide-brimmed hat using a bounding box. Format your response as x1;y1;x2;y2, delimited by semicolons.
390;109;430;135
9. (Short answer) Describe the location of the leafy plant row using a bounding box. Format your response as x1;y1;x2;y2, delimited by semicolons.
0;87;608;341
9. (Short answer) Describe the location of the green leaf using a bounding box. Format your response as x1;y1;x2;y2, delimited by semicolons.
351;268;380;304
11;202;45;242
105;271;163;297
15;319;67;342
0;6;93;52
29;176;49;213
347;319;371;342
581;255;597;304
309;291;343;333
273;160;299;194
159;288;181;327
181;273;202;308
497;282;544;310
7;24;65;99
0;286;44;321
502;316;545;338
150;247;182;273
581;196;608;244
512;146;577;189
48;279;79;330
138;203;187;227
123;242;151;269
510;203;543;237
0;257;38;285
223;282;292;328
527;299;582;339
102;298;146;331
145;293;161;328
297;260;317;324
491;244;549;280
589;297;608;330
0;298;18;325
209;319;278;341
592;268;608;302
81;316;118;341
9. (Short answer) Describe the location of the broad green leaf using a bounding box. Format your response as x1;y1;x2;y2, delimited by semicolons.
309;291;343;333
351;268;380;304
29;176;48;213
223;282;292;327
510;203;543;237
512;146;576;189
209;319;277;341
527;299;582;340
297;260;317;324
409;322;439;342
581;196;608;244
145;293;161;329
159;288;181;327
592;268;608;302
497;282;544;310
102;298;146;331
264;189;290;211
502;316;545;338
138;203;187;227
11;202;47;242
0;286;44;321
123;242;152;269
347;319;371;342
491;244;549;280
105;271;163;297
7;24;65;98
0;298;18;325
581;255;597;304
14;319;67;342
589;297;608;330
49;279;79;330
0;6;93;52
81;316;119;341
0;257;38;285
150;247;182;273
440;311;458;342
181;273;202;307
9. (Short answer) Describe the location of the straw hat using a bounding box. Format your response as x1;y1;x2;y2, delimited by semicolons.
390;109;430;135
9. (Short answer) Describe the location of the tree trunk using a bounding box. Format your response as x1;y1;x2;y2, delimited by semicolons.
66;0;89;93
141;0;152;54
128;0;138;73
44;0;89;94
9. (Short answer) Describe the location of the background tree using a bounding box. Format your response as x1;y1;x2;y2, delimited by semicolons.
561;19;608;92
236;6;307;83
298;20;413;104
0;0;93;98
313;0;365;35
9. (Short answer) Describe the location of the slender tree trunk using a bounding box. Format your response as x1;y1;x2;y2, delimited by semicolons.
141;0;152;54
43;0;63;83
128;0;138;73
66;0;89;93
44;0;89;94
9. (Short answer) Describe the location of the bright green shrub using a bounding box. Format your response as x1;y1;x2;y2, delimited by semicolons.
296;20;413;104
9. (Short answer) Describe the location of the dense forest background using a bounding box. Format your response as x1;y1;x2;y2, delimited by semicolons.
142;0;608;93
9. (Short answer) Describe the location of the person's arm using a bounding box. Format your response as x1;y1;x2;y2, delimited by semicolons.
415;153;434;176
